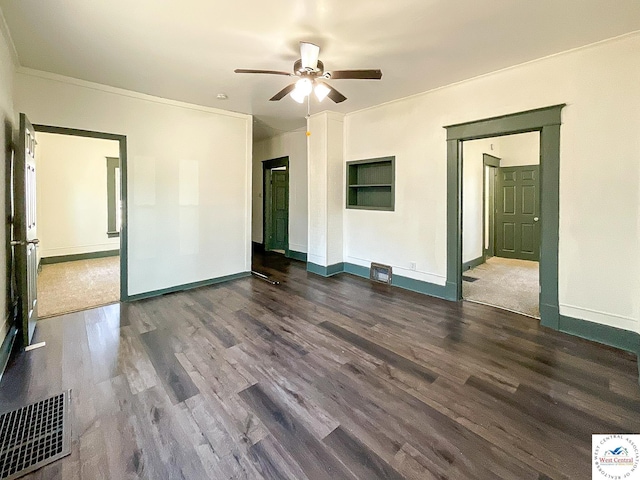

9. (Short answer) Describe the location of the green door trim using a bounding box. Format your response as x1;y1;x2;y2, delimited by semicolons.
445;104;565;329
33;124;129;302
262;156;289;253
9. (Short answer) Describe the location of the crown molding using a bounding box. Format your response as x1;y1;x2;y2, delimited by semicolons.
16;66;252;120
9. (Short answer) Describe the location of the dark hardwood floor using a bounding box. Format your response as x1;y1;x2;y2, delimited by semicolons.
1;251;639;479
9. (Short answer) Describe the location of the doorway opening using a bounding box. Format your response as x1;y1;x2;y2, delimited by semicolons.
461;132;540;317
251;156;290;279
262;157;289;255
445;104;564;330
33;125;127;318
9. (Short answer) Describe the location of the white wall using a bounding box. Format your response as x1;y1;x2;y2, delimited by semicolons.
307;112;344;268
462;132;539;263
252;129;308;253
343;33;640;334
0;20;16;342
497;132;539;167
14;69;252;297
35;133;120;259
462;138;495;263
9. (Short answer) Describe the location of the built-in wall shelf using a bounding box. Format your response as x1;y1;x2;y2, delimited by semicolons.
346;156;395;211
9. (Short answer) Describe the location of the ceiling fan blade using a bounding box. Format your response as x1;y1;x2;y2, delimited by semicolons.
234;69;292;76
300;42;320;70
269;83;296;101
328;69;383;80
324;84;347;103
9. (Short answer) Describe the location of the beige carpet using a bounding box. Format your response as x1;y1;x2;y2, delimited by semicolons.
463;256;539;318
37;256;120;318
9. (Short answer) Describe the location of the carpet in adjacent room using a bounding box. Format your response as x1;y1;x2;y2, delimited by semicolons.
37;256;120;318
463;256;539;318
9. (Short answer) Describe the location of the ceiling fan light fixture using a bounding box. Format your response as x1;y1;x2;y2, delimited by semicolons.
290;88;306;103
294;78;313;96
314;82;331;102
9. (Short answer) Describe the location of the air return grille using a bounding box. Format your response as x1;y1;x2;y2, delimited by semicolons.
0;391;71;479
370;263;392;284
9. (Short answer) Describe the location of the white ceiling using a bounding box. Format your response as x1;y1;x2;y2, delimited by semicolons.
2;0;640;140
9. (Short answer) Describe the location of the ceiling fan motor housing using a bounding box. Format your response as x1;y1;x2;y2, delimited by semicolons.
294;59;324;76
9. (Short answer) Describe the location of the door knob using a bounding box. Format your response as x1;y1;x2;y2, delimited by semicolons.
534;217;539;222
10;240;24;246
27;239;40;245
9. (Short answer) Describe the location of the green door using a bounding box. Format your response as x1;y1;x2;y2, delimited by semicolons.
268;170;288;251
496;165;540;261
14;113;39;346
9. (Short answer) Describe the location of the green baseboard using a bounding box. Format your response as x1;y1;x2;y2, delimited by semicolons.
41;249;120;265
343;263;370;277
557;315;639;355
540;303;560;330
342;262;454;300
0;325;17;383
462;255;485;271
555;315;639;384
391;274;452;300
307;262;344;277
127;271;251;302
286;250;307;262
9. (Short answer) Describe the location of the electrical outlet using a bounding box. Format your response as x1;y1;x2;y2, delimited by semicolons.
410;262;417;271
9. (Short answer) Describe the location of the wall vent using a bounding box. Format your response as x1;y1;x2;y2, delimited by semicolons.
370;263;392;284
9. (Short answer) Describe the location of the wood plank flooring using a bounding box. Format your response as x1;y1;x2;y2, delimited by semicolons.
1;252;638;479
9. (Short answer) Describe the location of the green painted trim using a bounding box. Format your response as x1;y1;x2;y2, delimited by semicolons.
445;104;564;330
33;124;129;302
286;250;307;262
262;156;289;170
446;138;463;301
342;262;453;300
391;275;452;300
558;315;640;355
306;262;344;277
482;153;501;168
128;272;251;302
462;256;485;271
106;156;119;236
0;326;17;383
346;156;395;211
445;104;565;140
343;263;370;277
538;123;561;330
41;249;119;265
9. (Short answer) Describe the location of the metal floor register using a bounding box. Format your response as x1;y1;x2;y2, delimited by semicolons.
0;391;71;479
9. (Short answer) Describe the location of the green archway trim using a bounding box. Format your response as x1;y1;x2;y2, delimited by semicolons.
444;104;565;329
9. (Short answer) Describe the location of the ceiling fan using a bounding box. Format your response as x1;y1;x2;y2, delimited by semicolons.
234;42;382;104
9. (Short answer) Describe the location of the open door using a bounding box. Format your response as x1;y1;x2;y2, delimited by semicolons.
495;165;540;261
13;113;39;346
269;170;288;251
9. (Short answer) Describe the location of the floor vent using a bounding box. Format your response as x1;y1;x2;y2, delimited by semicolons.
0;391;71;479
462;275;478;283
370;263;392;284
